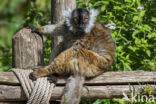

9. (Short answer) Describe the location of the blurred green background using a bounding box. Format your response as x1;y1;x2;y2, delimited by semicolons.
0;0;51;71
0;0;156;103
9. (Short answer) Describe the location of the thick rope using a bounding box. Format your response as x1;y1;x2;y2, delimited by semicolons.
11;69;55;104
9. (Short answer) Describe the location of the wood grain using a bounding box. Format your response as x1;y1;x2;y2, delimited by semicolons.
12;28;44;69
0;70;156;101
0;84;156;101
0;71;156;85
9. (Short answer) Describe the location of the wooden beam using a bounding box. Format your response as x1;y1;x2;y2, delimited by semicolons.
0;70;156;85
0;70;156;101
0;103;26;104
0;84;156;101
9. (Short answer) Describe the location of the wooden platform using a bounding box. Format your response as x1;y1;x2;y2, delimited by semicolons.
0;70;156;103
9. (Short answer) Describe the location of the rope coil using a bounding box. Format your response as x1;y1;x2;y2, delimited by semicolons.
11;69;55;104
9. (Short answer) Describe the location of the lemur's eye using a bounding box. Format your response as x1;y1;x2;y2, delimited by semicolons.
73;18;78;22
84;18;88;22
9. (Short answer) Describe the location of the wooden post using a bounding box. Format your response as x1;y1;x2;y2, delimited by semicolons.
50;0;76;62
12;28;44;69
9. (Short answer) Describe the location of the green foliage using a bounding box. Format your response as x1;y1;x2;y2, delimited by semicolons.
43;39;51;65
0;0;51;71
23;1;51;27
0;0;25;71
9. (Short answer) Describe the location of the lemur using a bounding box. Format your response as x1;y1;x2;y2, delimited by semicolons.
29;8;115;104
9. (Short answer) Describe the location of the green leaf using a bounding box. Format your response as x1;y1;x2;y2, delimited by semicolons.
114;6;122;10
146;50;151;57
136;0;141;6
38;12;43;17
123;63;132;71
151;17;156;23
133;16;139;22
101;5;106;11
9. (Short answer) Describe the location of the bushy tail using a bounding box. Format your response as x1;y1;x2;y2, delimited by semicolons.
61;75;85;104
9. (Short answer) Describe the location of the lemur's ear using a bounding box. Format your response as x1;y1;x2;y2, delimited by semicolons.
90;9;99;17
62;9;72;19
62;9;73;31
84;9;99;33
89;9;99;26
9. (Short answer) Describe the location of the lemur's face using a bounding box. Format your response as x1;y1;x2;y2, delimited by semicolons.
64;8;98;33
71;8;90;30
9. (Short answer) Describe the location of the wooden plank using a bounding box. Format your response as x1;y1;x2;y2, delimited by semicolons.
0;71;156;85
0;102;26;104
0;102;59;104
0;72;19;85
0;84;156;101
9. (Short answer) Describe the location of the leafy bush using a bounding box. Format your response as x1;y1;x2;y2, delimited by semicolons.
0;0;51;71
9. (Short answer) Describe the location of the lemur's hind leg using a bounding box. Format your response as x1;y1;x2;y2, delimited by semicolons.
29;48;76;80
29;47;105;81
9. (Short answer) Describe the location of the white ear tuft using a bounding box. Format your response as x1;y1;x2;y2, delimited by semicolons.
85;9;99;33
62;9;73;31
90;9;99;18
62;9;72;18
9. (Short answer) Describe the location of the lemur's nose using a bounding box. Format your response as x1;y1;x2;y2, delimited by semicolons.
79;24;85;29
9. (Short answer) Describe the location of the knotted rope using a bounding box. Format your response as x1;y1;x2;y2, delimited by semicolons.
11;69;55;104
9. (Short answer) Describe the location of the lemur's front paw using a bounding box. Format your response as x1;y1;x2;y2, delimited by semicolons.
29;68;51;81
29;72;38;81
47;74;57;84
26;25;39;33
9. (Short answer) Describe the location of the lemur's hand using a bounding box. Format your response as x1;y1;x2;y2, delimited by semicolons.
29;68;57;84
27;25;39;33
29;72;37;81
47;74;57;84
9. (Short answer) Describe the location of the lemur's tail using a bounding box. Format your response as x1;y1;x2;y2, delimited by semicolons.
61;75;85;104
